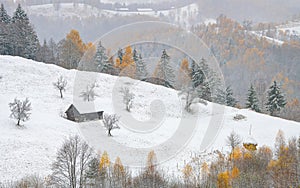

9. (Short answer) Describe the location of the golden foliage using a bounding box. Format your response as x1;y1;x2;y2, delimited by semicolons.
66;29;86;53
115;46;136;78
243;143;257;151
231;166;239;178
177;58;191;88
113;156;125;177
243;151;253;159
229;147;242;160
217;171;231;188
182;164;193;180
99;151;110;170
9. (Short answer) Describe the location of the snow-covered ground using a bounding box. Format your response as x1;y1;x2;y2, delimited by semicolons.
0;55;300;182
250;31;284;46
277;21;300;36
26;3;200;28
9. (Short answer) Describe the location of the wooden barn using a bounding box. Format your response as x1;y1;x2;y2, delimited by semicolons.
65;104;103;122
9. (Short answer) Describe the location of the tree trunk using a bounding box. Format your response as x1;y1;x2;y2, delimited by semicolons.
108;129;112;137
17;119;20;126
60;89;63;98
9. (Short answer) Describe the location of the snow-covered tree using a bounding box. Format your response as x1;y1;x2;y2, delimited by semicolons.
48;38;58;64
191;59;213;101
191;60;205;89
120;87;134;112
0;4;10;24
85;157;100;186
0;4;11;55
180;85;207;113
80;82;98;102
9;98;31;126
58;39;81;69
266;81;286;116
246;84;260;112
12;4;39;59
225;86;238;107
134;49;148;80
215;86;238;107
154;49;175;87
95;41;113;74
226;131;242;152
36;39;52;63
103;114;120;136
53;76;67;98
117;48;124;64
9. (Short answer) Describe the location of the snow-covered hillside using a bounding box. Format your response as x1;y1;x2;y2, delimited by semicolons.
277;20;300;36
26;3;200;28
0;56;300;182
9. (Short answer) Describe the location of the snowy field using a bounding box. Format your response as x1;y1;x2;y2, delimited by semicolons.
0;55;300;182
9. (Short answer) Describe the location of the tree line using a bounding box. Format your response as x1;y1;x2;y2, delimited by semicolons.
1;130;300;187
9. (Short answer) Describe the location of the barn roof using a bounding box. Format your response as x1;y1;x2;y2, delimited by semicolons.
66;102;103;114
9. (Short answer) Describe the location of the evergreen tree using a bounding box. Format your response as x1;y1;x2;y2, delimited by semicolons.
246;84;261;112
0;4;12;55
133;49;148;80
11;4;39;59
226;86;238;107
133;48;138;63
85;157;100;186
191;59;211;101
215;86;237;107
266;81;286;116
154;49;175;87
36;39;52;63
215;88;226;105
95;41;113;74
191;60;204;88
0;4;10;23
48;38;58;64
117;48;124;64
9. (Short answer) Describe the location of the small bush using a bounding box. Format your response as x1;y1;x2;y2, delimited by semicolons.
233;114;246;121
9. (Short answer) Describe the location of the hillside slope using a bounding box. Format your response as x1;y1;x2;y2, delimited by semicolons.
0;55;299;181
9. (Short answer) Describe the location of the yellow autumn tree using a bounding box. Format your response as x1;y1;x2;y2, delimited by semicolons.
60;29;91;69
115;46;136;78
146;150;157;174
177;58;191;89
79;42;96;70
113;157;125;177
99;151;110;170
231;166;239;179
217;171;231;188
182;164;193;182
229;147;242;161
66;29;86;54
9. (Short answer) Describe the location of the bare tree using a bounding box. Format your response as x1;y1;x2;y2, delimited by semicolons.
242;20;253;31
120;87;134;112
53;76;67;98
9;98;31;126
180;86;207;113
51;135;93;188
103;114;120;136
80;82;98;102
226;131;242;152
